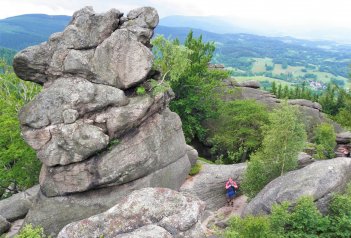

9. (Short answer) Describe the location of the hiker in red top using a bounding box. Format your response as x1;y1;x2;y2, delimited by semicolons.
225;178;238;206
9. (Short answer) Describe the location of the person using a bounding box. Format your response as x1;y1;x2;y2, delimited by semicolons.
225;178;238;206
340;146;350;157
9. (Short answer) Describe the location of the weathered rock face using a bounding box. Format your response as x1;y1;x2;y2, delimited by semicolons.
242;157;351;216
13;6;194;236
57;188;206;238
180;162;247;210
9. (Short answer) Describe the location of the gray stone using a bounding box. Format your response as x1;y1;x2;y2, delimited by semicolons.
336;131;351;144
0;185;39;222
297;152;315;168
0;215;10;235
288;99;322;111
24;157;191;237
126;7;159;28
13;7;121;84
180;162;247;210
62;109;79;124
60;7;120;49
242;157;351;216
36;121;109;166
91;29;153;89
19;77;129;129
57;188;205;238
236;80;261;89
40;109;187;196
13;43;51;84
186;145;198;167
114;225;172;238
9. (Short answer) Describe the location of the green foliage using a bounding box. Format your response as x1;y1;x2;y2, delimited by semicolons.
189;162;202;176
211;100;269;164
14;224;49;238
224;195;351;238
313;123;336;159
242;102;307;198
326;184;351;238
224;216;273;238
136;86;146;96
152;35;191;83
223;184;351;238
149;79;171;96
152;31;229;142
0;61;41;195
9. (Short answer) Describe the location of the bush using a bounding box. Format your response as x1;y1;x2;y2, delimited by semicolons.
224;216;274;238
313;123;336;159
0;63;41;195
223;186;351;238
14;224;48;238
211;100;269;164
189;162;202;176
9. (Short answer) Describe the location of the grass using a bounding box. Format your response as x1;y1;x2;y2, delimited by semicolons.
234;76;293;87
189;162;202;176
231;57;351;91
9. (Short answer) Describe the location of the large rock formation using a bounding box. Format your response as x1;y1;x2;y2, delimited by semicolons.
13;6;193;236
57;188;206;238
242;157;351;216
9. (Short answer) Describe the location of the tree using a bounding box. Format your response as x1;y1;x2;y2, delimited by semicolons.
242;102;307;198
0;61;41;196
152;31;229;142
211;100;269;164
313;123;336;159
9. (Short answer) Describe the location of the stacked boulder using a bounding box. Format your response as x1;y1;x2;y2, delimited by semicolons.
13;6;193;236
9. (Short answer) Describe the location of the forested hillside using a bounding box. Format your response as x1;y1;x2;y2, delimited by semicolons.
156;26;351;90
0;14;70;50
1;14;350;91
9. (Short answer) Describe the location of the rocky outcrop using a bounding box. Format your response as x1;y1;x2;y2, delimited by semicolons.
180;162;246;210
297;152;315;168
13;6;194;236
57;188;206;238
0;185;39;222
242;157;351;216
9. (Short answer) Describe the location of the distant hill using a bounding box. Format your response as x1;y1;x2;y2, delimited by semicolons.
156;26;351;89
0;14;70;50
1;14;350;89
159;15;249;34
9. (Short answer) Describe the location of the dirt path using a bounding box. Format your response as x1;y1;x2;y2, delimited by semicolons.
4;219;23;237
202;195;248;236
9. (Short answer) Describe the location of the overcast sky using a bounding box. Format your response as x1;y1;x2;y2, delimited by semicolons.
1;0;351;42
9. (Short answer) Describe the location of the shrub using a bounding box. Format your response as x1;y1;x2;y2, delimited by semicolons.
189;162;202;176
211;100;269;164
14;224;48;238
136;86;146;95
313;123;336;159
